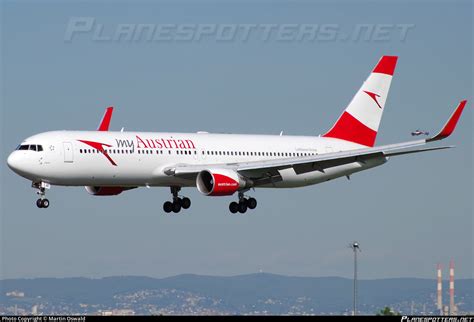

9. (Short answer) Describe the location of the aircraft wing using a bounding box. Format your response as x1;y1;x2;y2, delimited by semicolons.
164;140;451;182
164;100;466;183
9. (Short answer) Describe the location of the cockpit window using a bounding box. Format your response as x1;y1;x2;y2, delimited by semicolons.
17;144;43;151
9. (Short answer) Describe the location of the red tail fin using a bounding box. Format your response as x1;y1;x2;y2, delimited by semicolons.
323;56;398;147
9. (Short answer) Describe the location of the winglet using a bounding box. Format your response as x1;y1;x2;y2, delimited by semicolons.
427;100;467;142
98;106;114;131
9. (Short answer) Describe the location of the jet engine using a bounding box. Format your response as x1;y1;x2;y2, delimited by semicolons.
196;169;249;196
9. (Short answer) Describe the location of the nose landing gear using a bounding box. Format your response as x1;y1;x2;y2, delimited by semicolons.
163;186;191;214
229;192;257;214
33;181;50;209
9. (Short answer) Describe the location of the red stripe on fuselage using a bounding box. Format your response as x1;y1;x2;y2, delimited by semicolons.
323;112;377;147
78;140;117;166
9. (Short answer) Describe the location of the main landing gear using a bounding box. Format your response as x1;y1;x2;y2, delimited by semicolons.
163;186;191;214
33;181;50;209
229;191;257;214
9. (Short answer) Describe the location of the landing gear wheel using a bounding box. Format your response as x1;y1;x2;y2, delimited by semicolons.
41;199;49;208
238;201;248;214
181;197;191;209
172;201;182;213
36;199;43;208
163;201;173;213
229;202;239;214
247;198;257;210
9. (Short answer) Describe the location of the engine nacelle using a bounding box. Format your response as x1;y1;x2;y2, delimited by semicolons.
85;186;129;196
196;169;248;196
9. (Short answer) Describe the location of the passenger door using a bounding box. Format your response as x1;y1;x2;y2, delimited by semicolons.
63;142;74;163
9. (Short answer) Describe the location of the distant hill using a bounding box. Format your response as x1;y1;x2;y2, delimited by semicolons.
1;274;472;315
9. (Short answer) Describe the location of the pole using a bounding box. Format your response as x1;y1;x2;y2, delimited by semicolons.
354;247;357;315
350;242;360;316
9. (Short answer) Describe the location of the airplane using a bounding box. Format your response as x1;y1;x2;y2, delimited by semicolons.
411;129;430;136
6;56;468;214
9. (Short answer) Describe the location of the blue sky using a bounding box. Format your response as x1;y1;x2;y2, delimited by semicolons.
0;0;472;280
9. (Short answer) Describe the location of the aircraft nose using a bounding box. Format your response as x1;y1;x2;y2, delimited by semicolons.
7;151;27;175
7;151;19;171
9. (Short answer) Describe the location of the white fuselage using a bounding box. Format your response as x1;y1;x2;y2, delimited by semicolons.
7;130;386;189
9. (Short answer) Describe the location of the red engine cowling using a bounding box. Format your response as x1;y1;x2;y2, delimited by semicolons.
85;186;132;196
196;169;248;196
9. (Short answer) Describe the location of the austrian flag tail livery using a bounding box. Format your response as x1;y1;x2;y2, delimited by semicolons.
323;55;398;147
